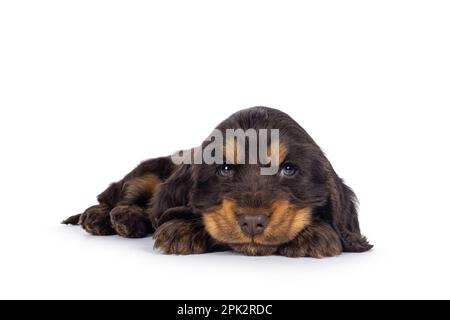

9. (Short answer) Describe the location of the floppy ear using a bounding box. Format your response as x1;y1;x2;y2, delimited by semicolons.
150;164;196;228
326;168;373;253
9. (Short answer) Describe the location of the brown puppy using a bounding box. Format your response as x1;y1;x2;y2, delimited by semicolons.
63;107;372;258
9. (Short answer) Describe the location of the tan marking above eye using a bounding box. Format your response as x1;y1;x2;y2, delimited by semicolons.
223;136;288;166
224;138;242;164
278;143;289;165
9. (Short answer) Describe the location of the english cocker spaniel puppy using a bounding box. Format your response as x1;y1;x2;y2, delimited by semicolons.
63;107;372;257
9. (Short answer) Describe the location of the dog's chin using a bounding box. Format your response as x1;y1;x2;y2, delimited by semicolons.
229;243;278;256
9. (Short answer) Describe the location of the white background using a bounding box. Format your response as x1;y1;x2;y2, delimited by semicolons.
1;1;449;299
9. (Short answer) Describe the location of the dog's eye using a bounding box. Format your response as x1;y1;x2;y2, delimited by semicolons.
218;164;233;177
280;163;297;177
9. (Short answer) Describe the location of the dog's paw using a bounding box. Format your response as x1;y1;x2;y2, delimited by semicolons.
79;204;115;236
278;223;343;258
153;219;210;255
110;205;153;238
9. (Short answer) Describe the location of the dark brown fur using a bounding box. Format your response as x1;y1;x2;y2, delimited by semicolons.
63;107;372;258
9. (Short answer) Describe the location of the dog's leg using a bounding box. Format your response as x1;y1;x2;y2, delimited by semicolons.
62;205;114;236
74;204;116;236
62;156;175;237
153;219;219;255
277;222;343;258
110;204;153;238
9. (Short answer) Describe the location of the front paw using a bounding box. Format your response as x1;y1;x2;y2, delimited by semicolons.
278;223;343;258
80;204;115;236
110;205;153;238
153;220;210;255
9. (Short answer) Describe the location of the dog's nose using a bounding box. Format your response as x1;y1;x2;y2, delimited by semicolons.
238;214;269;236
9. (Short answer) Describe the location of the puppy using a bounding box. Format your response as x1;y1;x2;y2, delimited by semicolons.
63;107;372;257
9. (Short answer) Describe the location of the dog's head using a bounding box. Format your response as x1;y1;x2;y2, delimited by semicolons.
156;107;371;255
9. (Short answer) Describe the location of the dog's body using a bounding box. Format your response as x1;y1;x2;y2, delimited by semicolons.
63;107;372;257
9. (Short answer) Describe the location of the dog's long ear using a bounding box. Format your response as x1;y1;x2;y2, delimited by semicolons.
150;164;195;228
325;166;373;252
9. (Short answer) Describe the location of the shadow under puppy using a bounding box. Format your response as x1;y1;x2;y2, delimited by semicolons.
63;107;372;257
